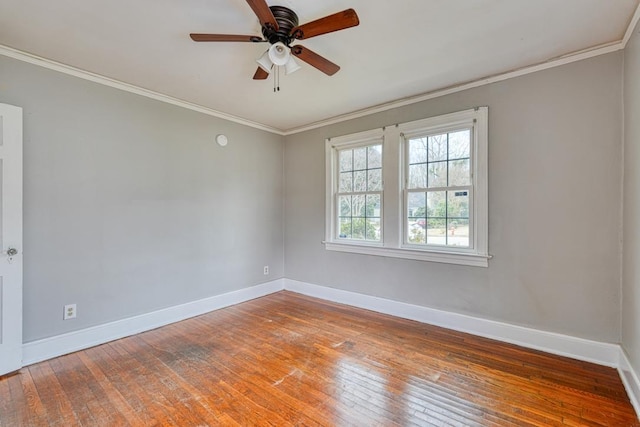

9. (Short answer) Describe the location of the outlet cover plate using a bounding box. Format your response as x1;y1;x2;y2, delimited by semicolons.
64;304;77;320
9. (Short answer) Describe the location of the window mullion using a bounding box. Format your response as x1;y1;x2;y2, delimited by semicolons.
407;185;471;193
337;190;382;197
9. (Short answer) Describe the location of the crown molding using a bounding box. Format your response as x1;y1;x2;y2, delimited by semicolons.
0;44;285;136
623;3;640;48
283;41;624;135
1;32;631;137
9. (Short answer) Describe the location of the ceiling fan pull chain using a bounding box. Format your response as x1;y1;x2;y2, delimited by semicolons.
273;66;280;92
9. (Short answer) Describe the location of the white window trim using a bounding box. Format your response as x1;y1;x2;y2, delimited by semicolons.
325;108;489;267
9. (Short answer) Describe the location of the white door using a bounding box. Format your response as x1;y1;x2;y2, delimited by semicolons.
0;104;23;376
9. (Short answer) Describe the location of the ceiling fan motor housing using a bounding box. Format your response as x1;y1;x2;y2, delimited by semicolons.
262;6;299;45
189;1;359;78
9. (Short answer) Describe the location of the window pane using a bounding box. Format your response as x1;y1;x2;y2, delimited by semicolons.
339;149;353;172
403;191;472;247
448;218;469;247
426;217;447;246
339;172;352;192
335;141;384;243
405;128;474;248
366;218;381;241
408;222;426;244
352;195;366;217
353;147;367;170
368;169;382;191
353;170;367;192
339;218;352;239
339;195;352;216
428;134;447;162
447;190;470;248
351;218;366;240
365;194;381;218
448;190;469;219
448;130;470;159
407;191;426;244
407;192;426;218
428;162;447;188
449;159;470;186
368;145;382;168
427;191;446;217
409;164;427;189
409;138;428;164
339;144;383;194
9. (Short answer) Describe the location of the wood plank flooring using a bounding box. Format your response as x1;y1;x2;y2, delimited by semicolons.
1;291;638;426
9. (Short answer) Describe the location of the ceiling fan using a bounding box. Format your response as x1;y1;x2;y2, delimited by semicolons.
190;0;360;80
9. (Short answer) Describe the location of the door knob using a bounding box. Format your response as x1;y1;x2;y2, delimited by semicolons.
6;248;17;256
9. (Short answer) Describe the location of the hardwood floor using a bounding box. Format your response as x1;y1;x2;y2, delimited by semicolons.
1;291;638;426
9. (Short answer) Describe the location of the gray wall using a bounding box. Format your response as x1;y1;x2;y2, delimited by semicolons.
1;55;285;342
284;53;623;343
624;20;640;375
0;46;630;348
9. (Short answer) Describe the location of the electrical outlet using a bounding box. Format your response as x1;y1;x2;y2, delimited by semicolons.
263;265;269;275
64;304;77;320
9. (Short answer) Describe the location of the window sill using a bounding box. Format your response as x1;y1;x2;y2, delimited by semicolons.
324;242;490;267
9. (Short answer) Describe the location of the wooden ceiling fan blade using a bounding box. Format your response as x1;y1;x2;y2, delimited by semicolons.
190;34;264;42
245;0;279;31
292;9;359;40
291;45;340;76
253;67;269;80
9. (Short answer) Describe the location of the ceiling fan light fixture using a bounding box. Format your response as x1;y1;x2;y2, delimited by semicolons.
268;41;290;66
189;2;360;80
284;56;301;75
256;50;273;73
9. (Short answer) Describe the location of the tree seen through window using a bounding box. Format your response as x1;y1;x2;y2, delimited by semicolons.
337;144;382;241
407;130;471;247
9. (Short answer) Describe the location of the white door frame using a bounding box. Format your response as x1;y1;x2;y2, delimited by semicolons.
0;103;23;376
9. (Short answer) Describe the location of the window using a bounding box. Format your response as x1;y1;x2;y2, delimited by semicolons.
326;129;384;245
326;108;489;267
336;143;383;242
405;129;472;248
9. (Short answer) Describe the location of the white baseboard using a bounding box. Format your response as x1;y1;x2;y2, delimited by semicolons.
619;349;640;418
22;277;621;368
283;279;620;367
20;276;640;421
283;279;639;420
284;279;640;421
22;279;284;366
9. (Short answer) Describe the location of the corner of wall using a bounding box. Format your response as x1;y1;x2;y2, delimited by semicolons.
619;348;640;420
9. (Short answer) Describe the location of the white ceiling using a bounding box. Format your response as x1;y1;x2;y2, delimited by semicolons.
1;0;639;132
